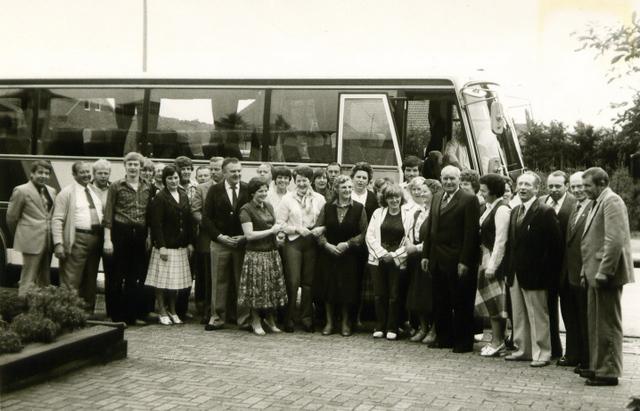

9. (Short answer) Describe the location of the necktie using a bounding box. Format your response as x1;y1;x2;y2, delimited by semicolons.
40;187;51;212
230;183;238;209
442;193;450;207
85;187;101;227
516;205;526;229
567;203;581;236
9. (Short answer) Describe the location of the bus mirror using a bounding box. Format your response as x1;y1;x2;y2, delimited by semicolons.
490;101;505;135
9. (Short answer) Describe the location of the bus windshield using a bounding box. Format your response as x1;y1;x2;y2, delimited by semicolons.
461;83;523;174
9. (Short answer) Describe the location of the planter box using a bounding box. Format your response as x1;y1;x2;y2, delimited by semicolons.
0;324;127;393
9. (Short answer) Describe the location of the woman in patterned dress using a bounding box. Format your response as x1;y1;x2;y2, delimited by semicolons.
238;177;288;335
145;165;194;326
476;173;511;356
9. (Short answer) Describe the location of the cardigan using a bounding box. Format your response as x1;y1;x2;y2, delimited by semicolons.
149;189;193;249
365;205;413;268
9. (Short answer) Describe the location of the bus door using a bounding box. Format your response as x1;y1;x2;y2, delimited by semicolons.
391;92;473;177
336;94;402;182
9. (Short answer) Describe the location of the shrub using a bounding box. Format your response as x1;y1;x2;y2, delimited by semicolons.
26;286;87;330
0;288;27;322
0;329;23;354
10;313;60;343
610;168;640;231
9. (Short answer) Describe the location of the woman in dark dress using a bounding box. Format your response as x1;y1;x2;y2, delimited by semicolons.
404;177;434;343
315;175;368;336
238;177;288;335
145;166;194;326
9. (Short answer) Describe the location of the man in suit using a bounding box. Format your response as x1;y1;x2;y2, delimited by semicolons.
52;161;103;313
580;167;634;386
562;171;592;375
202;157;249;330
6;160;57;296
505;172;561;367
421;165;480;353
540;171;577;361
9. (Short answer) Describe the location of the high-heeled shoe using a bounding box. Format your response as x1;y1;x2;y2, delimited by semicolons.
410;329;427;342
422;327;436;344
168;313;183;324
322;324;333;336
264;320;282;333
252;323;266;336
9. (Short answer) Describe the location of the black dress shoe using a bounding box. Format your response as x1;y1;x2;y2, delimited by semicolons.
427;340;453;349
341;325;352;337
556;356;578;367
302;324;315;333
204;323;224;331
585;377;618;386
283;325;294;333
579;369;595;379
452;345;473;353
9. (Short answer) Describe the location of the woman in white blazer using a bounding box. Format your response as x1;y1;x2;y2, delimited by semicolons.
365;184;413;340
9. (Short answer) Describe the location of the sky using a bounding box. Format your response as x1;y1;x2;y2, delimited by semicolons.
1;0;638;127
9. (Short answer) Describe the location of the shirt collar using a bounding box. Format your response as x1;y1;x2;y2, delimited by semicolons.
225;180;238;190
521;196;537;213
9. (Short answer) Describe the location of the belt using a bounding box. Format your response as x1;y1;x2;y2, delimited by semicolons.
76;227;102;235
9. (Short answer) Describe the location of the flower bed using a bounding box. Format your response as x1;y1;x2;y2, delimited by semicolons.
0;287;127;392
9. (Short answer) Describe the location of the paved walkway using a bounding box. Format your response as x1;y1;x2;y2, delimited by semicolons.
3;324;640;410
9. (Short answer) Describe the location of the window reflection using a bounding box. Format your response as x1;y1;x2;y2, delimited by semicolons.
341;96;397;166
269;90;337;163
0;89;33;154
149;89;264;160
39;89;143;157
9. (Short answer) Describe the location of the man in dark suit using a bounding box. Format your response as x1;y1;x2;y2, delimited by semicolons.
505;172;561;367
580;167;634;386
421;165;480;353
562;171;592;375
540;170;576;361
202;157;249;330
6;160;57;296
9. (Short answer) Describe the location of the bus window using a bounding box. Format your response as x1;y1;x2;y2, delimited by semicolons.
149;89;265;160
38;89;143;157
462;84;523;174
339;94;400;166
269;90;338;164
0;89;34;154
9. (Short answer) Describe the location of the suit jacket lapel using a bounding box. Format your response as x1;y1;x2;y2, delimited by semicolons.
27;181;47;215
431;192;443;233
440;190;459;216
219;181;233;211
567;202;590;243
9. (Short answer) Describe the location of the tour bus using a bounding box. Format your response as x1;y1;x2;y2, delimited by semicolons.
0;77;524;283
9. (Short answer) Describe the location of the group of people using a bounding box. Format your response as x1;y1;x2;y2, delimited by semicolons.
6;152;634;387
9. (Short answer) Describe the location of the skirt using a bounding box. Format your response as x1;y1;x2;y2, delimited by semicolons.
475;267;507;319
405;254;432;314
238;249;288;309
145;247;192;290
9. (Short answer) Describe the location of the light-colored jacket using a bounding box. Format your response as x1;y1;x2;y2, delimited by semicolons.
365;204;414;268
6;181;57;254
51;183;102;253
580;187;634;287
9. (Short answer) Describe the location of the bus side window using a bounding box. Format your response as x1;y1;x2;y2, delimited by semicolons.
269;90;338;164
149;89;265;161
37;89;143;157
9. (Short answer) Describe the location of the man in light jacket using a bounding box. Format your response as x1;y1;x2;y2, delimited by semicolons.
6;160;57;296
580;167;634;386
52;161;103;312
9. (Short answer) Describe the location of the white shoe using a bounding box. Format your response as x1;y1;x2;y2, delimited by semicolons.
168;314;183;324
159;315;172;326
386;332;397;341
372;331;384;338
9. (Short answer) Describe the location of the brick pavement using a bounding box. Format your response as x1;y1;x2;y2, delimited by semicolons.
2;324;640;410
